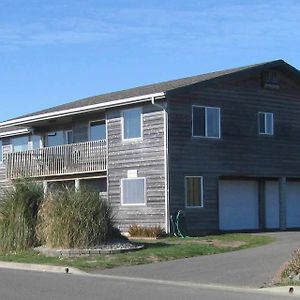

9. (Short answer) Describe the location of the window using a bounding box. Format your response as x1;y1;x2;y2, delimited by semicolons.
11;136;29;152
31;135;42;150
122;107;142;140
185;176;203;208
121;177;146;205
65;130;73;144
45;130;72;147
263;71;279;89
258;112;274;135
0;139;2;163
90;120;106;141
192;106;220;138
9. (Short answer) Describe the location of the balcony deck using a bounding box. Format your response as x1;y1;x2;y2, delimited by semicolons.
5;139;107;179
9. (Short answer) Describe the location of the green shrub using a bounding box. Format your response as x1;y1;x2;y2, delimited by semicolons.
0;180;43;251
37;188;115;248
128;224;165;238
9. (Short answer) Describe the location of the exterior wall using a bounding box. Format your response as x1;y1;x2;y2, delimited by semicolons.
106;102;166;231
0;139;12;195
168;68;300;233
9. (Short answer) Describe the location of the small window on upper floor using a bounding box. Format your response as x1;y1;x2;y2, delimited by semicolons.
31;135;42;150
263;71;279;89
11;135;29;152
0;139;3;163
90;120;106;141
45;130;72;147
122;107;142;140
192;106;221;138
258;112;274;135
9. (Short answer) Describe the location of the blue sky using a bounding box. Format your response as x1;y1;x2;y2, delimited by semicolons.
1;0;300;121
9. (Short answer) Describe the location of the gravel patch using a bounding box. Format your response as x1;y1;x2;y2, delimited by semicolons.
34;239;144;257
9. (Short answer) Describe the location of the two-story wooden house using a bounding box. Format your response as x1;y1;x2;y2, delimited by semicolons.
1;59;300;234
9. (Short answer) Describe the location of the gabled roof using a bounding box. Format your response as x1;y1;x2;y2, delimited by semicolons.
0;59;299;132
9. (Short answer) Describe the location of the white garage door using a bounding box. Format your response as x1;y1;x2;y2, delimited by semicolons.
219;180;259;230
287;181;300;228
265;181;280;229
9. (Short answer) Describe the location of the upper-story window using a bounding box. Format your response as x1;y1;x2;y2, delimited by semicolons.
258;112;274;135
45;130;72;147
65;130;73;144
192;106;221;138
11;136;29;152
0;139;3;163
90;120;106;141
263;71;279;89
31;135;42;150
122;107;142;140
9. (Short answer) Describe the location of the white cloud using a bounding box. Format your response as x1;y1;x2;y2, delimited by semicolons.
0;0;299;51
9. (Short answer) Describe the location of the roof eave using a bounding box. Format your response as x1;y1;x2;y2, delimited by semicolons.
0;92;166;129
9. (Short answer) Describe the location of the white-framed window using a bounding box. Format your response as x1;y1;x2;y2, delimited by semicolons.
89;120;106;141
11;135;29;153
121;177;146;206
258;112;274;135
192;106;221;138
122;107;142;141
0;139;3;163
185;176;203;208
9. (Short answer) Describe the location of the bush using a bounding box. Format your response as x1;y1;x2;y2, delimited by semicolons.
0;180;43;251
282;248;300;279
128;224;165;238
37;187;115;248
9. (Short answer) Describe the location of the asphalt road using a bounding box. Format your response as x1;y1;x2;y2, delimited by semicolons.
0;268;292;300
98;232;300;288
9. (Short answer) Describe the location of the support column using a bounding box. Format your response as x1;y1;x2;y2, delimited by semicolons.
75;179;80;192
258;179;266;230
43;181;48;197
279;177;287;230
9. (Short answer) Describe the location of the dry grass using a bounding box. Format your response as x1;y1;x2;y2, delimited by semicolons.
0;180;43;251
37;188;115;249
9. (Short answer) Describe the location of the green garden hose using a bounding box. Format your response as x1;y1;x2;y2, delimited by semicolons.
170;210;188;238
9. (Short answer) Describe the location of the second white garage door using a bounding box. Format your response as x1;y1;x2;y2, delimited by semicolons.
287;181;300;228
219;180;259;230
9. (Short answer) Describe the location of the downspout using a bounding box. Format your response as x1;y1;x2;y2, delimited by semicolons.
151;96;170;233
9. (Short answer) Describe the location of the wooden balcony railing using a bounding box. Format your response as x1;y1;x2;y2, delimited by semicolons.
5;139;107;179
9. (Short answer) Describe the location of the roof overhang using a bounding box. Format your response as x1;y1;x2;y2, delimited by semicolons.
0;92;166;130
0;128;31;138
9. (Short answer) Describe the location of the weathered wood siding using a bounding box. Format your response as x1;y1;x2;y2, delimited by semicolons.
106;103;166;231
0;139;12;195
168;67;300;233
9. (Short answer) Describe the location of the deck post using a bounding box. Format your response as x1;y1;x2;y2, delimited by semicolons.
43;181;48;198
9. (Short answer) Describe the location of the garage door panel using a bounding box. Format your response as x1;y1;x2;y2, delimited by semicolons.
219;180;259;230
265;181;279;229
287;182;300;228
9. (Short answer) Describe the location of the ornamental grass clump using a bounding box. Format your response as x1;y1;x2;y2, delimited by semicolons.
0;180;43;251
128;224;165;238
37;188;115;249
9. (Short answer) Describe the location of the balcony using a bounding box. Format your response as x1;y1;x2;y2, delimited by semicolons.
5;140;107;179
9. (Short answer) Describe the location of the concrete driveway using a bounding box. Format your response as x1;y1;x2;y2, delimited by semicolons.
97;232;300;288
